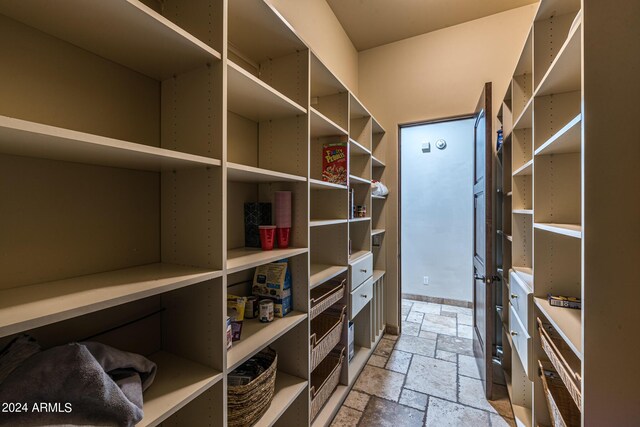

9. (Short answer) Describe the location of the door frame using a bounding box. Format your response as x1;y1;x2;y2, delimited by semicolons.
397;113;475;333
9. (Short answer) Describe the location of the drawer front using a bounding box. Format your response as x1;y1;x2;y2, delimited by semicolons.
350;253;373;291
509;304;531;377
509;271;532;328
351;277;374;319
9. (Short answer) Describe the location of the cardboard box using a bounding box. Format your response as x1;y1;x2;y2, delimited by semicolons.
548;294;581;310
322;142;348;185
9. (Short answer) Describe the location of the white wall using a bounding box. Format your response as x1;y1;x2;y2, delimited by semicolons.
265;0;359;93
401;118;475;302
357;4;537;329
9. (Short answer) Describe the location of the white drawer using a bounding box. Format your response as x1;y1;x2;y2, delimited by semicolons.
509;304;531;377
349;252;372;291
350;277;373;319
509;270;533;328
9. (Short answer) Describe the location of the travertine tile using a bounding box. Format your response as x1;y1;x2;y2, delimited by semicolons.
437;334;474;356
411;302;441;314
367;354;388;368
399;388;429;411
358;397;424;427
458;376;512;417
404;354;457;401
458;354;481;379
330;406;362;427
406;310;425;323
425;397;491;427
401;321;420;337
343;390;370;412
441;305;473;316
458;324;473;339
374;338;395;357
353;365;405;402
385;350;412;374
422;313;457;336
458;313;473;325
435;349;458;363
418;330;438;340
395;335;436;357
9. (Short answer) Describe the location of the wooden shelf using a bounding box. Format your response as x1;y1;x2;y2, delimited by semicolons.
349;250;371;265
371;156;385;167
310;53;348;98
504;372;533;427
348;346;371;385
0;263;222;338
372;195;387;200
310;265;348;289
350;94;371;119
535;114;581;156
0;115;221;171
349;138;371;155
349;175;370;185
310;107;348;138
309;178;348;191
310;219;348;227
0;0;221;80
227;162;306;183
371;229;385;236
372;270;386;282
513;98;533;130
535;297;582;359
227;312;308;370
254;372;307;427
512;267;533;292
140;351;223;427
349;217;371;223
536;18;581;97
372;118;385;134
513;160;533;176
227;61;306;122
226;247;308;274
513;209;533;215
534;223;582;239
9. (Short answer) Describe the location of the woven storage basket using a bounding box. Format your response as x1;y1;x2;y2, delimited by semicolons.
228;347;277;427
310;278;346;320
310;305;347;371
538;360;581;427
310;346;345;421
537;318;582;410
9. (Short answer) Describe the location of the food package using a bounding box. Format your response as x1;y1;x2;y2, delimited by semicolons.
253;260;292;317
322;142;348;185
227;295;247;341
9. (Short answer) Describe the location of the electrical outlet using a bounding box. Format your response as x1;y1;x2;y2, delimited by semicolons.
423;276;429;285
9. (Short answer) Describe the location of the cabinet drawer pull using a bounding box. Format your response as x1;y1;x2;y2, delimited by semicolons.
510;331;518;336
360;269;367;273
510;293;518;299
361;294;368;298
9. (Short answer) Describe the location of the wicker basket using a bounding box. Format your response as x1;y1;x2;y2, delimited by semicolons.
311;346;345;421
310;305;347;371
538;360;581;427
228;348;277;427
537;318;582;410
310;278;346;320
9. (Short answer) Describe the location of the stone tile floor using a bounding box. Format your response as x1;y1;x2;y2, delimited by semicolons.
330;299;515;427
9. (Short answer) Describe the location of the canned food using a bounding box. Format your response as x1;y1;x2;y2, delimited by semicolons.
259;299;274;323
245;296;259;319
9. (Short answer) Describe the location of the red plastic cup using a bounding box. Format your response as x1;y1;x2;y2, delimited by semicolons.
277;227;291;249
259;225;276;251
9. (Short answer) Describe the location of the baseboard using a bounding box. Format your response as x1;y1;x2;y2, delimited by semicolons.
402;293;472;308
385;324;400;335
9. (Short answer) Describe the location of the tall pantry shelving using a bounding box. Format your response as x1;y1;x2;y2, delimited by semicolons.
0;1;388;426
496;0;640;425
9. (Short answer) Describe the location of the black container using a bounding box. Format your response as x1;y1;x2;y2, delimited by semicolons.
244;202;272;248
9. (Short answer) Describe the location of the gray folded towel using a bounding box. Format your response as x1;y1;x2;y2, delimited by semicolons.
0;338;156;427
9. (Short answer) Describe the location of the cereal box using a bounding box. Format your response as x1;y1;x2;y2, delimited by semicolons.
322;142;348;185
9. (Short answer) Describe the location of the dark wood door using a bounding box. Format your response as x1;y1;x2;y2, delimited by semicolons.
472;82;494;399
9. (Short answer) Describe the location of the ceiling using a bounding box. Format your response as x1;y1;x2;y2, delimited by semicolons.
326;0;538;51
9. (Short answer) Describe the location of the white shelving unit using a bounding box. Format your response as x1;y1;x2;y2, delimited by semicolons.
497;1;639;425
0;2;389;426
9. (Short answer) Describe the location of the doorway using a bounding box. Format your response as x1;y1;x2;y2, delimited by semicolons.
399;117;475;305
